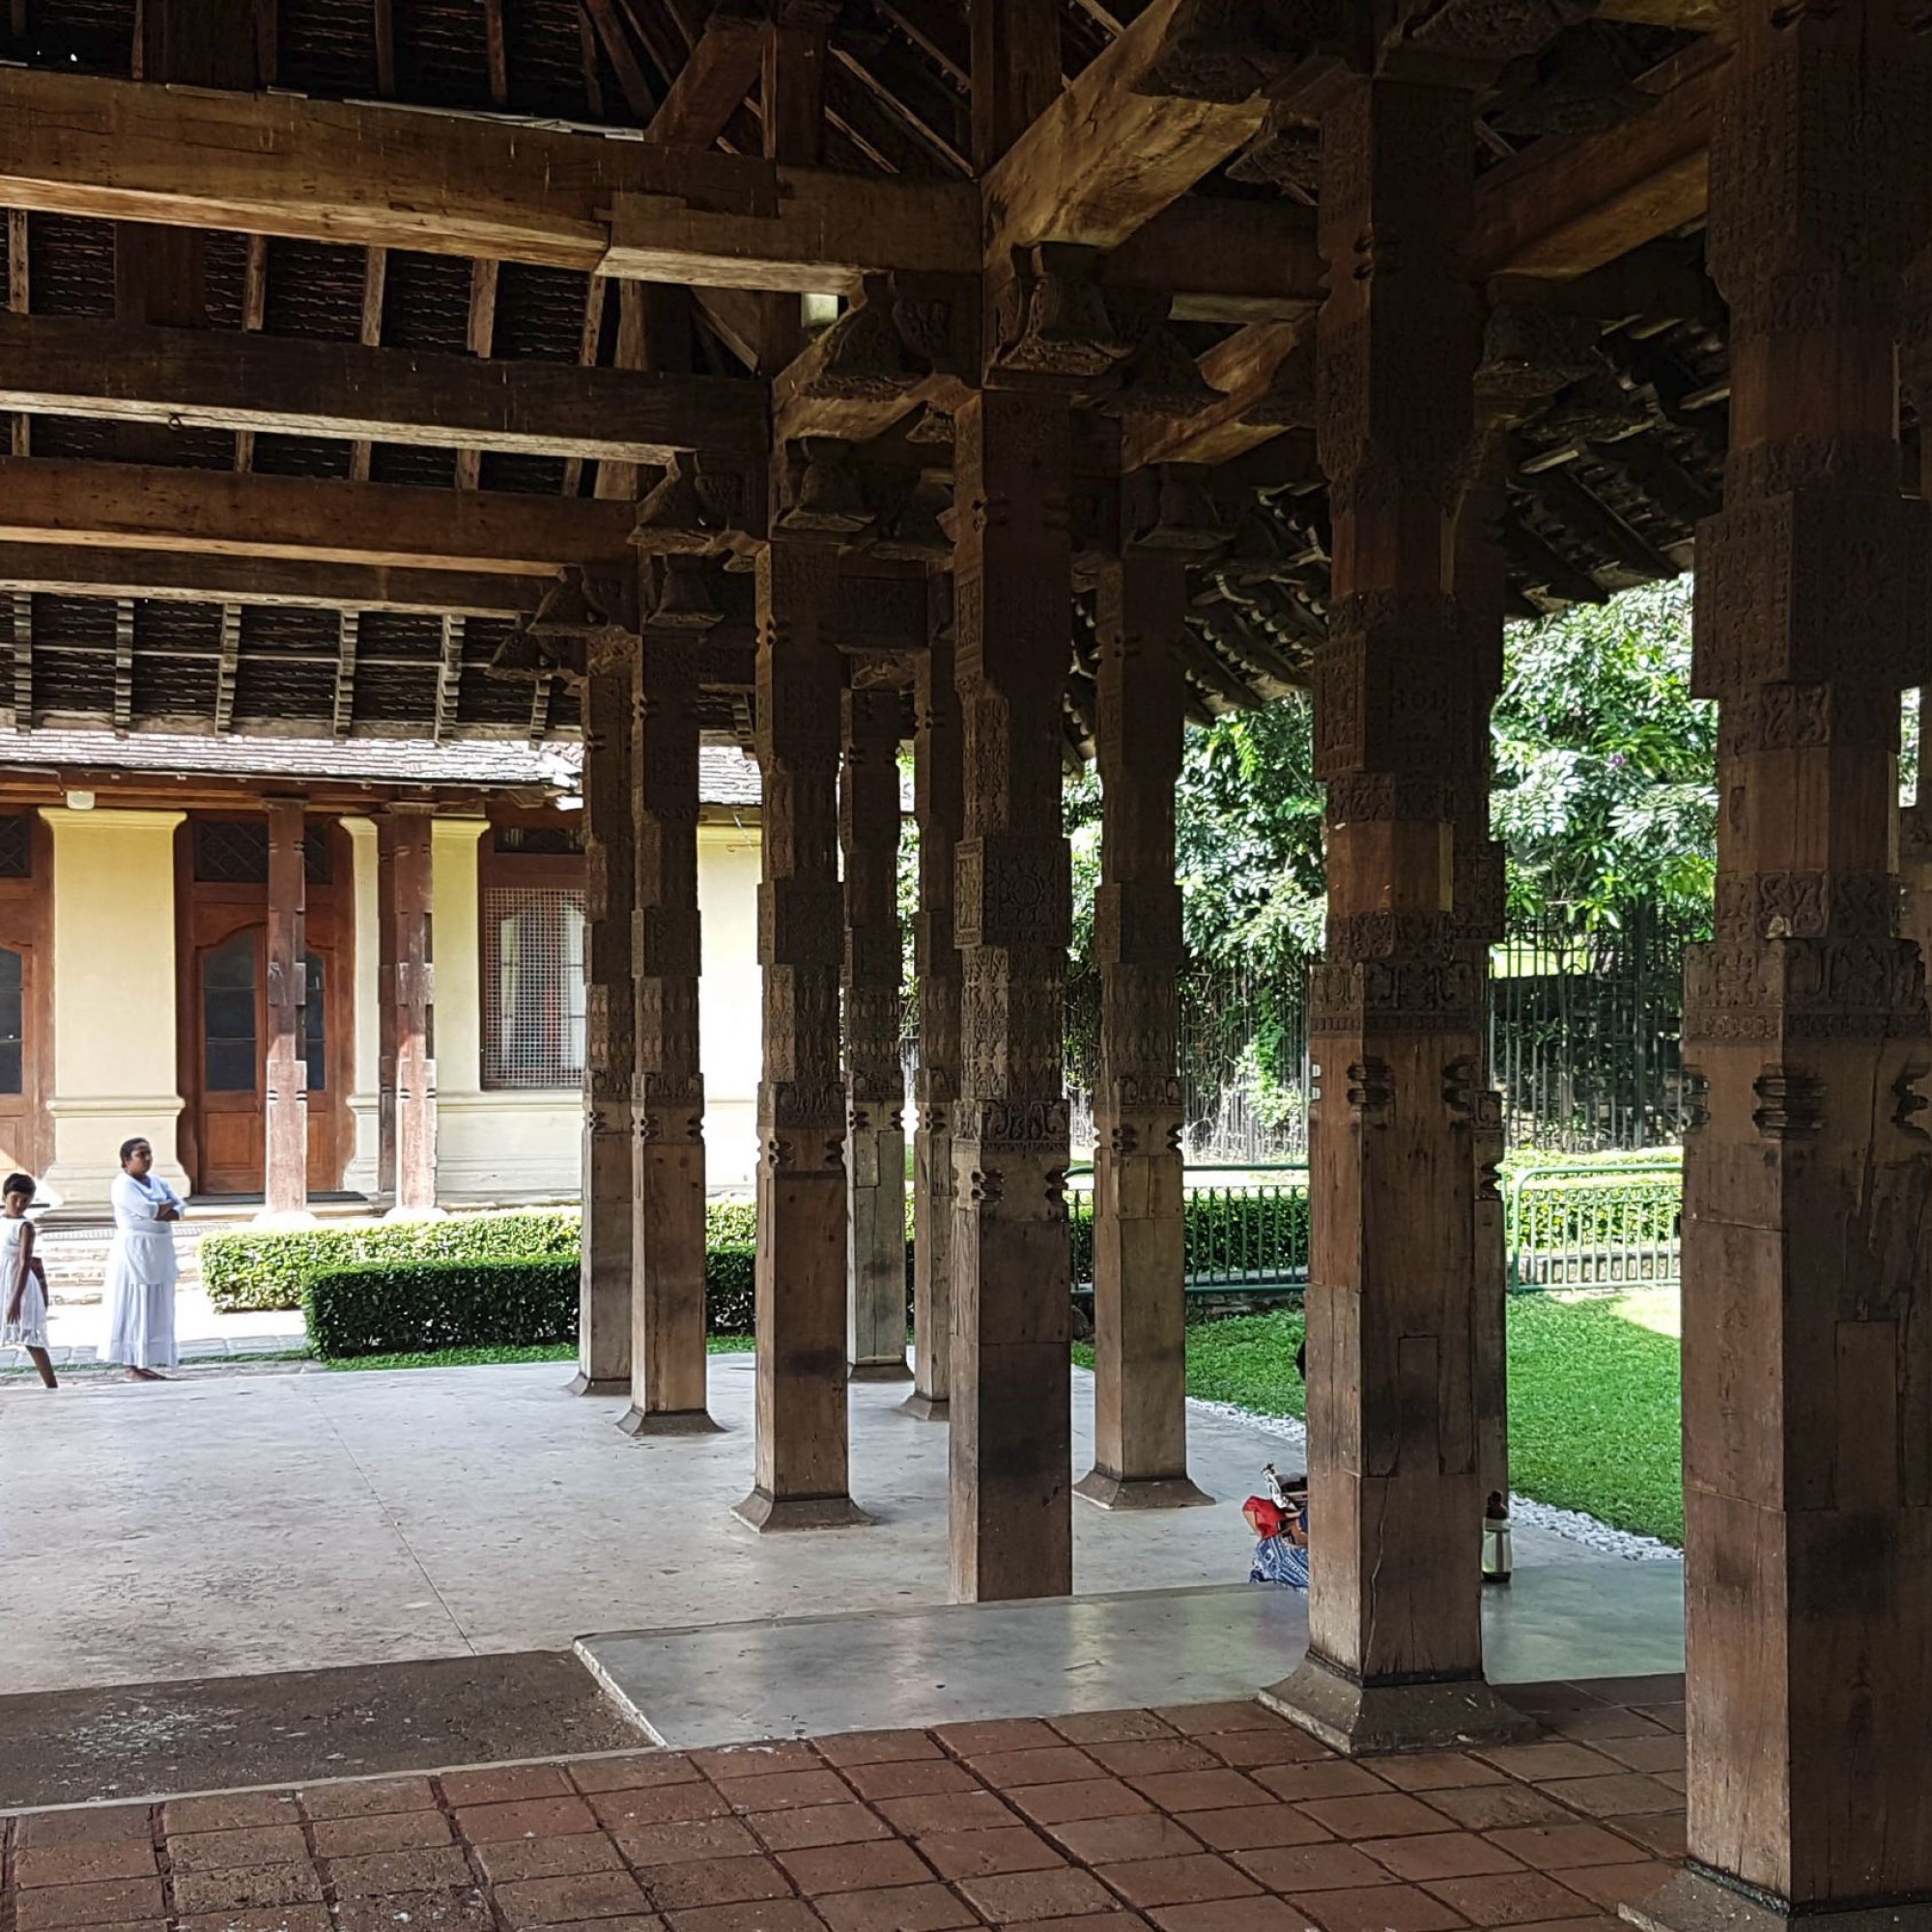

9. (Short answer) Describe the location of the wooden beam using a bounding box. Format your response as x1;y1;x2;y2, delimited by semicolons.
10;591;30;731
350;244;387;483
0;459;638;573
583;0;660;120
454;258;500;491
0;543;550;615
8;208;29;460
0;313;768;464
644;5;767;147
435;615;464;745
234;231;270;474
112;596;134;733
0;67;975;286
1107;197;1322;324
214;602;242;732
332;609;358;739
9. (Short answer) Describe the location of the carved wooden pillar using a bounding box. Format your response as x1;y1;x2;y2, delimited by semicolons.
1624;5;1932;1926
950;389;1074;1602
904;583;962;1422
1076;549;1208;1512
1262;77;1528;1755
263;797;308;1220
573;642;637;1397
378;808;437;1213
842;681;911;1381
622;593;716;1435
738;539;869;1527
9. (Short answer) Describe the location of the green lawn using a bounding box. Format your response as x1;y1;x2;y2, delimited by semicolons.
1080;1293;1683;1546
324;1337;754;1373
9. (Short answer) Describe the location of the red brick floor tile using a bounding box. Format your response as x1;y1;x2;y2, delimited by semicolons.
1185;1805;1331;1854
1495;1919;1622;1932
496;1869;655;1925
954;1866;1119;1922
662;1904;825;1932
1606;1816;1687;1862
872;1793;1017;1837
14;1810;155;1852
1375;1758;1507;1796
612;1820;763;1868
1046;1711;1177;1747
591;1785;734;1831
168;1865;325;1917
571;1758;705;1795
1291;1883;1469;1932
1588;1736;1683;1776
778;1839;937;1894
1148;1902;1317;1932
332;1891;497;1932
454;1796;599;1842
474;1833;627;1883
1630;1706;1685;1736
1417;1789;1576;1833
1030;1918;1151;1932
1253;1762;1392;1804
1230;1844;1391;1893
1365;1836;1525;1884
177;1904;333;1932
1096;1853;1262;1910
162;1798;299;1836
1555;1865;1673;1913
167;1831;310;1873
965;1749;1104;1790
1539;1711;1663;1745
15;1842;158;1888
1475;1746;1622;1784
812;1884;981;1931
1655;1775;1686;1797
1533;1776;1680;1822
440;1766;574;1807
1497;1686;1598;1717
812;1732;945;1769
1298;1795;1459;1842
724;1772;865;1815
1007;1781;1152;1828
841;1760;980;1803
1041;1815;1203;1866
324;1849;474;1897
638;1857;793;1912
533;1918;665;1932
300;1778;440;1821
309;1813;452;1859
1204;1730;1337;1771
17;1881;169;1930
1081;1741;1221;1780
695;1745;825;1781
1124;1769;1271;1814
749;1805;896;1854
935;1719;1065;1757
918;1830;1065;1882
1481;1827;1645;1872
1583;1678;1682;1707
1419;1874;1597;1926
1153;1703;1293;1737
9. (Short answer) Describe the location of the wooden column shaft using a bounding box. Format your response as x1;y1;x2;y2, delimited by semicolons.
378;810;436;1213
263;796;307;1218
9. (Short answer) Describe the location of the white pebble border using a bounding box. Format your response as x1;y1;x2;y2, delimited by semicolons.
1186;1395;1683;1564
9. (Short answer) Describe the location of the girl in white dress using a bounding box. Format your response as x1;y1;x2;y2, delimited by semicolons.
1;1170;53;1387
103;1137;183;1381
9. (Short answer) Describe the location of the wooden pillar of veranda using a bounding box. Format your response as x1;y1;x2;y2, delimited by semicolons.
1076;549;1208;1512
738;539;868;1526
1262;76;1530;1753
904;582;962;1422
842;681;911;1382
262;797;309;1220
377;809;437;1213
1624;5;1932;1927
623;593;717;1435
950;389;1074;1601
573;641;637;1396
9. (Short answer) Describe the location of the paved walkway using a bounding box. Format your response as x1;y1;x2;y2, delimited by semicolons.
0;1680;1688;1931
2;1286;309;1371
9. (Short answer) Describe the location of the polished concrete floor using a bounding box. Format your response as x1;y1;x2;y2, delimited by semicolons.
2;1356;1682;1697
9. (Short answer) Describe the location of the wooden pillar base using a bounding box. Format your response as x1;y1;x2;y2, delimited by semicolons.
1073;1470;1212;1512
1261;1655;1534;1756
620;1406;724;1437
1622;1871;1932;1932
897;1390;949;1422
733;1489;876;1532
569;1375;629;1398
850;1360;912;1383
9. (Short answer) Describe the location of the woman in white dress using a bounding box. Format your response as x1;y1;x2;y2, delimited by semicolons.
103;1137;183;1381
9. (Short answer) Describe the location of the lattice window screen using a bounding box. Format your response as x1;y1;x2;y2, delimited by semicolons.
0;815;30;879
483;886;586;1088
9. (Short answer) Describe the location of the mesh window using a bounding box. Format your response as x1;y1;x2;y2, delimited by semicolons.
0;816;31;878
203;930;257;1093
483;887;586;1089
0;948;22;1095
193;819;333;884
303;953;327;1094
494;824;583;856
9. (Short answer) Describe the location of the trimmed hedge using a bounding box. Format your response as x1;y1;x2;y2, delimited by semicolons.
206;1203;758;1313
309;1241;761;1359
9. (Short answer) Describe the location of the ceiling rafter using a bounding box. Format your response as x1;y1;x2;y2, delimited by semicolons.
332;610;359;740
435;615;465;744
214;602;242;733
112;595;135;734
9;592;30;733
